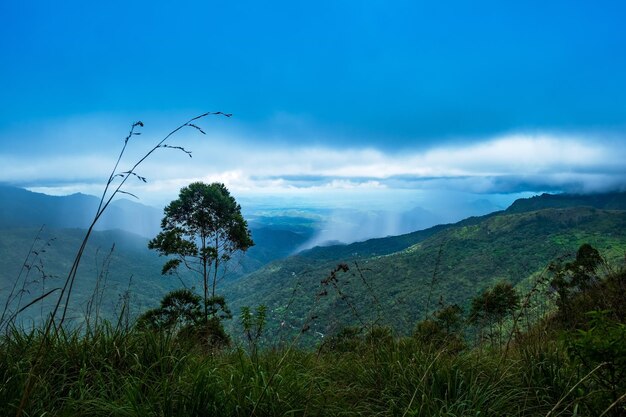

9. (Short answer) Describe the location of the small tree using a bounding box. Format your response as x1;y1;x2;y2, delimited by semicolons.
149;182;253;324
469;281;519;345
137;288;202;332
137;288;232;348
550;243;603;318
414;303;465;352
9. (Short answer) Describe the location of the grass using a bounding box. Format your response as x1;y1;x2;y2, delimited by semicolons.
0;319;616;416
5;268;625;416
3;257;626;416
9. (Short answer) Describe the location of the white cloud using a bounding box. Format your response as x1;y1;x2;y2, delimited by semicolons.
2;118;625;208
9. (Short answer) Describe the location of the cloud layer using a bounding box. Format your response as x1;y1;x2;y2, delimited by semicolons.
2;119;625;207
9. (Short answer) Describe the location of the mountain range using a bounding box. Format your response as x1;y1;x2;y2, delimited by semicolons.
222;192;626;343
0;185;313;323
1;185;626;339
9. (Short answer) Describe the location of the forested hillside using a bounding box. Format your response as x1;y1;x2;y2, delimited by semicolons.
224;193;626;343
2;191;626;416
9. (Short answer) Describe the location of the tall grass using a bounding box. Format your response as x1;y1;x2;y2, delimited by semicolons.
4;258;619;416
0;318;608;416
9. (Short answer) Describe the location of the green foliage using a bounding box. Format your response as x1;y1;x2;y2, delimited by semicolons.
137;289;231;349
149;182;253;324
414;303;465;352
179;316;231;349
1;248;625;416
0;320;597;417
469;281;519;344
206;295;233;321
565;310;626;416
240;304;267;359
320;326;363;352
224;206;626;344
149;182;253;272
4;192;626;415
549;243;603;316
321;325;395;354
137;288;202;332
470;281;519;325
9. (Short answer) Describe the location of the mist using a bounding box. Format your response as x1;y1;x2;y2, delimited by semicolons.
294;191;530;250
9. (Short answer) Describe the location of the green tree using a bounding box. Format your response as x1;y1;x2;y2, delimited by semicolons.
148;182;254;323
136;288;202;332
567;310;626;416
137;288;232;348
469;281;519;344
414;304;465;352
550;243;603;317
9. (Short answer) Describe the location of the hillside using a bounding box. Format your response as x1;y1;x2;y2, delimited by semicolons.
0;227;179;325
223;194;626;343
505;191;626;213
3;190;626;334
0;224;314;325
0;185;163;237
0;186;315;296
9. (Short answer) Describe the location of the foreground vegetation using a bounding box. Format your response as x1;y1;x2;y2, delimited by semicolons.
1;248;625;416
0;324;573;416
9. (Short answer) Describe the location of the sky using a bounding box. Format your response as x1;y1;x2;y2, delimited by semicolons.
1;0;625;215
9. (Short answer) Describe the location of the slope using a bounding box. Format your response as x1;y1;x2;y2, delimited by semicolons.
0;227;182;326
223;195;626;344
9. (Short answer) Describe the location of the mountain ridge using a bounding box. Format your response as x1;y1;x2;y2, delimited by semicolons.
222;192;626;343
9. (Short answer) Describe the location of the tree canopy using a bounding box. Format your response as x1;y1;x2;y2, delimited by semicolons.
149;182;253;322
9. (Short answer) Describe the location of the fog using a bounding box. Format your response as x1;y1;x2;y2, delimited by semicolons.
295;192;522;250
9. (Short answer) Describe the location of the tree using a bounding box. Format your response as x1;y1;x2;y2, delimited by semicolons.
469;281;519;344
148;182;253;323
414;303;465;352
136;289;202;332
137;288;232;348
550;244;603;317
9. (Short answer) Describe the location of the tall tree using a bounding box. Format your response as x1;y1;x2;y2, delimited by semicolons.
148;182;254;322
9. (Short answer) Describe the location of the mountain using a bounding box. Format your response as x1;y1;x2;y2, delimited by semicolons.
505;192;626;213
222;192;626;343
0;227;179;325
0;224;313;326
4;187;626;337
0;185;324;327
0;185;315;279
0;185;162;237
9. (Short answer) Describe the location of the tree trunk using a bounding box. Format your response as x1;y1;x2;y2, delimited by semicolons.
211;235;219;317
202;235;208;322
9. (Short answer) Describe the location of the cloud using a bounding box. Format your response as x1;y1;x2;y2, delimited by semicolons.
2;117;625;208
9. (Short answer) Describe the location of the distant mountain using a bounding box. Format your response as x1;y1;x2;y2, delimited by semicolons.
505;192;626;213
222;192;626;343
0;223;313;326
5;187;626;335
0;186;318;325
0;185;316;277
0;185;162;237
299;192;626;261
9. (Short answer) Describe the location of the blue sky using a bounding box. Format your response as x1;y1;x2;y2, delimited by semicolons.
1;0;625;211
